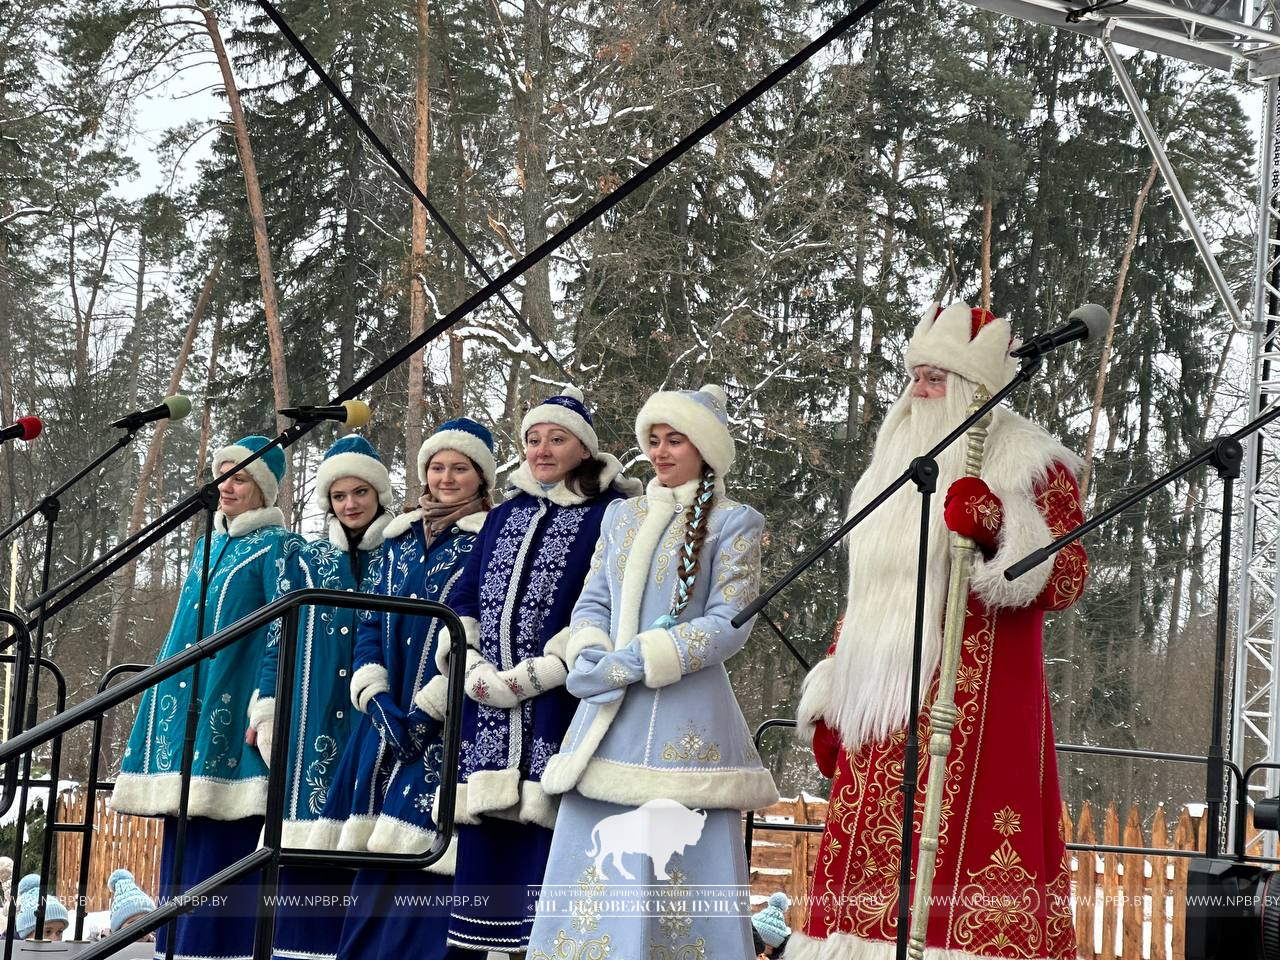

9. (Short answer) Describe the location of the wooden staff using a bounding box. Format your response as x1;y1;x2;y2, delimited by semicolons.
907;389;992;959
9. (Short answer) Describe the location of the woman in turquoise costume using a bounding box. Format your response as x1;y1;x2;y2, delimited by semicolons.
529;385;778;960
318;418;495;960
248;434;395;960
113;435;301;960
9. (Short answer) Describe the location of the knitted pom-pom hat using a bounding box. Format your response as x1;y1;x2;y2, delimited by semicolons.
108;868;156;933
751;891;792;948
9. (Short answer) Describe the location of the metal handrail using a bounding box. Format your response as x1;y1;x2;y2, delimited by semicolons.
0;588;467;959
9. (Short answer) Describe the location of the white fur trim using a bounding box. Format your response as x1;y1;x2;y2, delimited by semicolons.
635;390;735;475
414;675;449;720
541;700;622;797
463;768;520;818
350;663;390;712
796;657;838;741
325;511;392;554
543;627;570;663
336;815;375;852
574;757;779;812
433;784;480;827
214;445;280;507
383;508;422;540
109;773;268;821
248;694;275;731
456;511;487;533
434;777;559;829
521;400;599;455
366;820;457;875
636;627;682;688
491;778;560;830
417;430;497;491
505;455;638;506
214;506;286;538
313;450;394;511
565;625;612;667
968;409;1082;609
905;302;1019;396
435;617;480;674
617;484;686;640
284;817;343;851
784;930;1024;960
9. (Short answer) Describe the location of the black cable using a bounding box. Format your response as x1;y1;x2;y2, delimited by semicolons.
331;0;887;404
252;0;574;386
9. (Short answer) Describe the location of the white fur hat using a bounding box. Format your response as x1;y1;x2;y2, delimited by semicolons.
635;384;735;476
521;386;599;456
416;417;497;492
313;435;394;511
904;302;1017;395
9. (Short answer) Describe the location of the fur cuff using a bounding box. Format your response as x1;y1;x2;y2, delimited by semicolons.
414;675;450;720
463;768;521;819
350;663;390;713
435;617;480;673
637;627;682;688
543;627;570;663
497;654;568;702
248;693;275;731
796;657;838;741
968;484;1055;609
565;624;612;667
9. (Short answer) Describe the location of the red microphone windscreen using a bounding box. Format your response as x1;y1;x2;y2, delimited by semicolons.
18;416;42;441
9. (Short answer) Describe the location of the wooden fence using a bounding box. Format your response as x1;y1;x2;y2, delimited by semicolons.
54;791;164;914
748;798;1208;960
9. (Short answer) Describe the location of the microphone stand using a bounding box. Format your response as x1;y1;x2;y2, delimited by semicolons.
734;352;1049;960
1003;412;1271;860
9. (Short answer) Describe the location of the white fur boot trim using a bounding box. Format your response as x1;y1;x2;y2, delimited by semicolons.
336;815;375;852
784;930;1056;960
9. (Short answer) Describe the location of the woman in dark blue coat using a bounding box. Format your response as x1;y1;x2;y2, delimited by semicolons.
430;387;639;955
317;419;496;960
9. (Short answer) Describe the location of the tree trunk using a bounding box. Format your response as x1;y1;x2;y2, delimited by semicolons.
191;305;226;553
403;0;431;507
202;6;293;513
518;0;553;343
1080;159;1158;501
0;231;15;525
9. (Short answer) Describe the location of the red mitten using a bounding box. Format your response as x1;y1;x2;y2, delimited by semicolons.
943;476;1003;554
812;720;840;779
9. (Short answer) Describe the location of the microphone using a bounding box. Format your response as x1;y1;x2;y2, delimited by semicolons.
110;396;192;431
1010;303;1110;360
278;400;370;428
0;417;42;444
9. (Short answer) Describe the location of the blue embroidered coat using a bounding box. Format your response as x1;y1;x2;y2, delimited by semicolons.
250;513;390;848
312;509;483;870
541;477;779;811
113;507;303;821
443;460;638;829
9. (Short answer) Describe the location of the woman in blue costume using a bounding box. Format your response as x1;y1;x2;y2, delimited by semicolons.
425;386;639;955
529;385;778;960
316;419;496;960
113;435;301;960
247;434;396;960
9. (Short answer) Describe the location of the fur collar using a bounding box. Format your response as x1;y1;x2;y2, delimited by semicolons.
383;507;488;541
214;506;286;538
644;475;727;505
506;455;641;506
325;511;393;554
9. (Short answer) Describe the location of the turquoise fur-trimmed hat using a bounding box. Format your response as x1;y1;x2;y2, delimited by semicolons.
212;434;287;506
314;435;394;511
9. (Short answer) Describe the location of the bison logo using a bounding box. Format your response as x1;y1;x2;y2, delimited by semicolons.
586;798;708;881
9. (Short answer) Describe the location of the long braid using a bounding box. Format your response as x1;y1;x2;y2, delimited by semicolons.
669;466;716;620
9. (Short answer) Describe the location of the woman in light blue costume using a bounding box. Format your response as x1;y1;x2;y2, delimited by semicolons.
427;386;639;955
529;385;778;960
112;435;301;960
247;434;396;960
317;418;495;960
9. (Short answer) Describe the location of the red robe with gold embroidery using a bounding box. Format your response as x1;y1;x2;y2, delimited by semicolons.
791;461;1087;960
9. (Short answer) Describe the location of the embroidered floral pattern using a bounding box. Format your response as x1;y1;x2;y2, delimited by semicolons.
660;724;722;763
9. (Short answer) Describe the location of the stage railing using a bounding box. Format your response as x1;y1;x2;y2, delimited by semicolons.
0;588;467;960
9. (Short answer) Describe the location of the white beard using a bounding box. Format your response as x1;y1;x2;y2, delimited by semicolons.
827;376;977;751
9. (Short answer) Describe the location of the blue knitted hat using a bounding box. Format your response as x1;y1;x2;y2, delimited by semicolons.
108;868;156;933
417;417;497;491
15;874;68;939
752;891;791;948
213;434;288;506
314;435;394;510
521;385;599;456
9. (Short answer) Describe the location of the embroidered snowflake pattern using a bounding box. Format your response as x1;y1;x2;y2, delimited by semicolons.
527;737;560;778
994;806;1022;837
606;664;630;688
414;793;433;814
220;693;231;704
